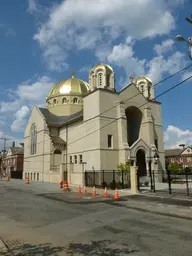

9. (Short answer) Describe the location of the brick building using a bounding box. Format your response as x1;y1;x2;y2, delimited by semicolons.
165;146;192;169
2;144;24;178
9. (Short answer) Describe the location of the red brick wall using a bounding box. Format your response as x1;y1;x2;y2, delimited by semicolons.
166;155;192;168
16;155;24;172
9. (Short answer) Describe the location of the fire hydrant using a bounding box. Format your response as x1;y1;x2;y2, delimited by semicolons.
59;181;63;188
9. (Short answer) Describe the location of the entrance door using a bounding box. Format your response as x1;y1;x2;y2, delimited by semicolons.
136;149;147;177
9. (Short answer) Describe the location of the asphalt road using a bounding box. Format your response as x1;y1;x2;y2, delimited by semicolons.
0;180;192;256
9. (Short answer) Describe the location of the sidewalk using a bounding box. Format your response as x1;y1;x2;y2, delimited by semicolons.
106;196;192;220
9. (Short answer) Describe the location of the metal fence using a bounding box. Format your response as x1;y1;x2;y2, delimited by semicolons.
85;170;130;189
138;169;192;198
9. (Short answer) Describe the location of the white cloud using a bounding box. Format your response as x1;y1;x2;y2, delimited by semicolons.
105;38;187;85
11;106;30;133
146;51;187;83
0;76;54;134
108;43;134;63
33;0;180;71
28;0;37;13
78;66;92;73
181;71;192;81
17;76;53;102
164;125;192;149
154;39;174;55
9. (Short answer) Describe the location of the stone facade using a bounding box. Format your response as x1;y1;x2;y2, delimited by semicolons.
23;63;165;184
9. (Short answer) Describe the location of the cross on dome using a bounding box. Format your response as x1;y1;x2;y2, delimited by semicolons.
71;71;75;78
129;74;134;82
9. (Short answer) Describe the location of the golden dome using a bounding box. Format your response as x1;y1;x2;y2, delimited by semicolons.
91;63;113;72
47;72;90;98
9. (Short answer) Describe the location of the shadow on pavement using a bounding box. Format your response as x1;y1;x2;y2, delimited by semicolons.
5;243;65;256
65;240;139;255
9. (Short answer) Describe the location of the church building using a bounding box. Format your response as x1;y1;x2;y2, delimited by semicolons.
23;63;165;184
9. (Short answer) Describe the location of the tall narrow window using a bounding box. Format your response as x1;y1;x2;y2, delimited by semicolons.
106;73;110;87
98;73;102;87
69;156;72;163
140;84;144;93
154;138;158;150
74;155;77;164
62;97;67;104
92;75;95;87
31;123;37;155
73;97;78;104
79;154;83;163
108;135;113;148
53;99;57;105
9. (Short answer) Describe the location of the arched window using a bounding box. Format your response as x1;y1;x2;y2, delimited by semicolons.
53;99;57;105
62;97;67;104
98;73;102;87
106;73;110;87
140;84;144;93
30;123;37;155
92;75;95;87
73;97;78;104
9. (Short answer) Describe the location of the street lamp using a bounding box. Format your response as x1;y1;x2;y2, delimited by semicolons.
153;152;159;165
175;35;192;59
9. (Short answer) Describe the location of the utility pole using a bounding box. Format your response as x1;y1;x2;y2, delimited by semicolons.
0;137;10;176
0;137;10;155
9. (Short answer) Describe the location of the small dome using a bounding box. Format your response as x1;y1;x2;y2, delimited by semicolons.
90;63;113;73
47;72;89;98
135;76;153;84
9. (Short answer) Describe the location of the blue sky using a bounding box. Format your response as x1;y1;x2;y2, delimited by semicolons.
0;0;192;149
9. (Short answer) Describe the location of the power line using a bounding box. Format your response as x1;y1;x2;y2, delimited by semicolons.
0;138;10;154
25;72;192;149
40;61;192;143
68;74;192;146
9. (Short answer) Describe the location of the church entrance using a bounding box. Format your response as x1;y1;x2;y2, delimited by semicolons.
125;106;142;147
136;149;147;177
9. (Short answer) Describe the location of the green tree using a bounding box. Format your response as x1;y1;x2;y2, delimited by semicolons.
168;162;182;173
117;162;130;177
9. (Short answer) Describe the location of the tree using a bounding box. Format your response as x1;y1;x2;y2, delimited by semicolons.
117;162;130;177
168;162;182;173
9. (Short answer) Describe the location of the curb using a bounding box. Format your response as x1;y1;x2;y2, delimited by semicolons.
105;201;192;221
0;238;8;253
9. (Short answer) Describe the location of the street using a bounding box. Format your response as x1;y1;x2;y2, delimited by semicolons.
0;180;192;256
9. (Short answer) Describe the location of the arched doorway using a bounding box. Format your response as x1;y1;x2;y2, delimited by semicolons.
125;106;142;146
136;149;146;177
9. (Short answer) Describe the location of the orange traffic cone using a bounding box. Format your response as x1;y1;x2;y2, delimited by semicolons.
114;188;119;199
78;185;81;193
83;186;87;195
104;187;108;198
92;186;96;196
